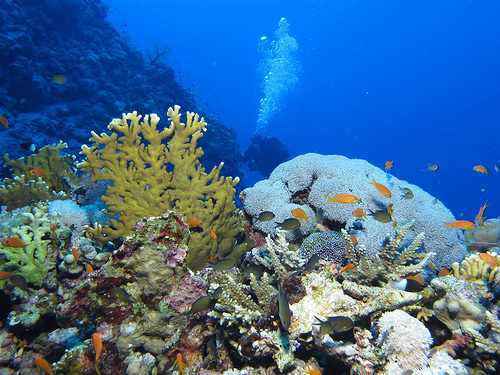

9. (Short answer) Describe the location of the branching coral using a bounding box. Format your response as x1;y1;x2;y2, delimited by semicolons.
342;220;434;285
78;106;242;270
253;228;302;284
0;202;54;287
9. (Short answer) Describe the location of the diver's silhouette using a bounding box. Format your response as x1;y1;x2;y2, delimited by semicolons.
243;134;290;177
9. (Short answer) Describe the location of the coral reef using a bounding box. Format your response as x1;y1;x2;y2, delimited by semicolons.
376;309;467;374
298;230;346;265
0;202;54;287
242;153;468;270
79;106;242;270
342;220;434;285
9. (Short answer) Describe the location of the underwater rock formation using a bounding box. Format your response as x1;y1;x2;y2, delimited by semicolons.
242;153;468;270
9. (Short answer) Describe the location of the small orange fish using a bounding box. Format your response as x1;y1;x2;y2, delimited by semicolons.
392;220;398;228
2;237;27;248
350;235;358;246
85;263;95;273
29;168;52;177
429;262;436;272
339;263;355;274
176;352;185;374
34;357;53;375
479;253;500;267
438;268;451;277
406;275;425;285
50;224;58;232
385;161;394;171
369;177;392;198
444;220;475;230
291;207;312;222
92;332;103;375
387;203;394;215
0;271;11;280
209;230;217;239
72;248;80;261
304;363;322;375
427;165;439;172
473;165;490;175
0;115;9;129
327;194;360;204
187;219;203;228
352;208;367;219
475;201;489;226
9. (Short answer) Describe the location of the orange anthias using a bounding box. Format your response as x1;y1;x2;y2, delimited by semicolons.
187;219;203;228
479;253;500;267
369;177;392;198
427;165;439;172
473;165;490;174
291;207;312;222
385;161;394;171
72;248;80;261
475;201;489;226
2;237;27;248
352;208;367;219
92;332;103;375
327;194;360;204
176;352;185;374
444;220;476;230
0;115;9;129
338;263;355;274
0;271;11;280
29;168;51;177
34;357;53;375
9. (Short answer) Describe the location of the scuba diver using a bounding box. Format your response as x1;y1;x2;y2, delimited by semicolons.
243;134;290;177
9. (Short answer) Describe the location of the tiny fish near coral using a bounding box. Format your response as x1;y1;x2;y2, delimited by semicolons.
327;194;360;204
385;161;394;171
444;220;475;230
352;208;367;219
34;357;53;375
257;211;275;221
2;237;27;248
473;165;490;174
92;332;102;375
277;218;300;230
278;285;291;332
369;177;392;198
291;207;312;222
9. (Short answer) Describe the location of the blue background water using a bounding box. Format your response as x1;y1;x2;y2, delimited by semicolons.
105;0;500;220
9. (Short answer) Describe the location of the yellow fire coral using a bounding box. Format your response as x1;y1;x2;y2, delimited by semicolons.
78;105;242;270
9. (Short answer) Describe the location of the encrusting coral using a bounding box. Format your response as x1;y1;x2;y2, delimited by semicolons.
0;202;54;287
78;105;242;270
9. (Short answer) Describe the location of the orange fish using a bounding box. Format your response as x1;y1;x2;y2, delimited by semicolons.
387;203;394;214
369;178;392;198
352;208;367;219
473;165;490;175
92;332;103;375
187;219;203;228
209;230;217;239
304;363;322;375
427;165;439;172
428;262;436;272
475;201;489;226
0;115;9;129
385;161;394;171
339;263;355;274
438;268;451;277
34;357;53;375
72;248;80;261
176;352;185;374
0;271;11;280
392;220;398;228
50;224;58;232
406;275;425;285
2;237;27;248
85;263;95;273
327;194;360;204
350;235;358;246
479;253;500;267
444;220;476;230
291;207;312;222
29;168;53;178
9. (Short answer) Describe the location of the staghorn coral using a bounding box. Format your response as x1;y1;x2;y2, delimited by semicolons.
341;220;434;285
78;106;242;271
252;228;303;284
0;202;54;287
242;153;467;269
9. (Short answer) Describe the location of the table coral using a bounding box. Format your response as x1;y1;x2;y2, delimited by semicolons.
79;105;242;270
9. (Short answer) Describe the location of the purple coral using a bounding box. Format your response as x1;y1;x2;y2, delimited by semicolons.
298;231;346;265
165;247;187;269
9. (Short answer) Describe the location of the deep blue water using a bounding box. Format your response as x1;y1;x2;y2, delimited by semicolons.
106;0;500;220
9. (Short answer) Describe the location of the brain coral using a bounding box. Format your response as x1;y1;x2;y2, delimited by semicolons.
242;153;467;269
298;231;346;265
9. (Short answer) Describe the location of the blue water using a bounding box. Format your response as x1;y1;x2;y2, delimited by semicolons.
106;0;500;220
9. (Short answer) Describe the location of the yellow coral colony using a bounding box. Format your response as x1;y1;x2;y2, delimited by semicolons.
78;106;242;271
